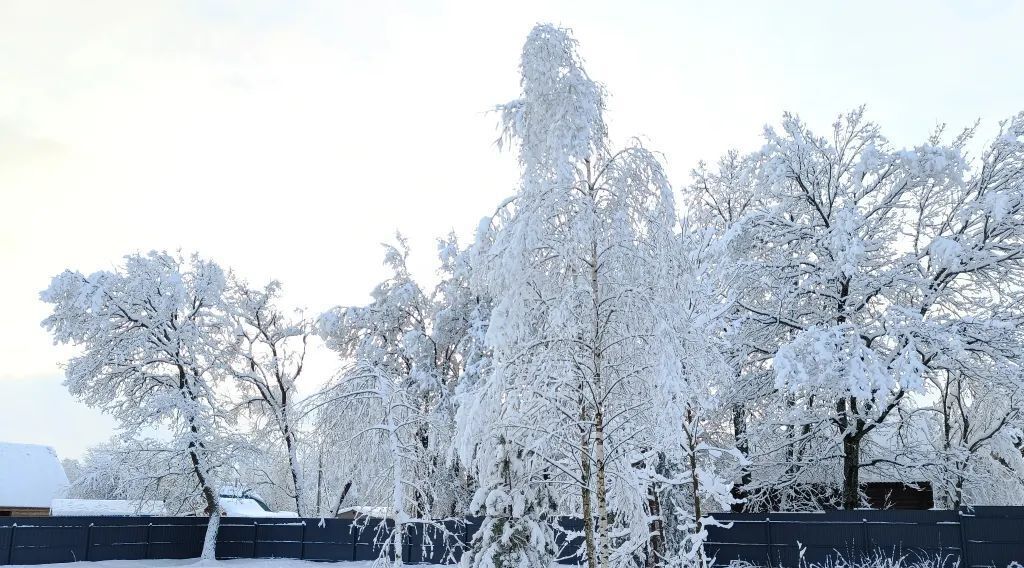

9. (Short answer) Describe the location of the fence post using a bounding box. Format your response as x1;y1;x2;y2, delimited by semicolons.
299;520;306;560
407;523;417;564
401;524;409;564
7;524;15;566
861;518;870;560
144;522;152;559
957;509;972;568
765;516;773;565
194;522;202;558
252;521;259;558
351;522;358;561
85;522;93;561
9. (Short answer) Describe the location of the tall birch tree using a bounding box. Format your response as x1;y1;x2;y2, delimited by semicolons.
461;23;732;568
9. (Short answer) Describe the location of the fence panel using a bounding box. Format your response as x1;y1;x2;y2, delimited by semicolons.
351;518;395;561
0;524;10;565
8;524;86;565
457;516;483;564
961;507;1024;568
706;510;977;567
774;519;865;564
253;520;304;559
301;518;357;561
147;518;205;559
216;519;257;559
706;516;771;566
87;521;147;561
404;520;467;564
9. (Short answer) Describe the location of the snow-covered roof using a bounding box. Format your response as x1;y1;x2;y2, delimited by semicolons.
220;497;298;518
0;442;69;508
51;499;168;516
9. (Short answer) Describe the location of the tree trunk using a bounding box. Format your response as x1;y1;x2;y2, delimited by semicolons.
585;179;612;568
686;406;706;568
332;480;353;518
731;402;751;509
836;394;863;511
386;406;407;527
580;404;597;568
179;364;221;559
594;406;611;568
187;446;220;560
646;479;664;568
841;433;860;509
315;450;324;514
283;426;304;516
952;474;965;509
201;508;221;560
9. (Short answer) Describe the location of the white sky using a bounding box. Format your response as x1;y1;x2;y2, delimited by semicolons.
2;0;1022;459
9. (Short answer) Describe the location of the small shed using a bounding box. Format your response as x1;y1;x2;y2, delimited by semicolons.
0;442;70;516
863;481;934;510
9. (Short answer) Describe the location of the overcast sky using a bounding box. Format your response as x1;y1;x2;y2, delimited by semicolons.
2;0;1022;460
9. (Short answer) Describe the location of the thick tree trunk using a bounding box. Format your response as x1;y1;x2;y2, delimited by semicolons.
187;446;220;560
201;509;221;560
841;434;860;510
837;393;865;510
953;474;965;509
182;373;220;561
731;402;751;509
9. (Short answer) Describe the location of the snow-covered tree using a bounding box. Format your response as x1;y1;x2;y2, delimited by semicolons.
226;277;312;515
460;435;558;568
41;251;235;558
317;236;481;563
696;109;1024;510
904;113;1024;507
644;227;743;567
690;150;778;506
308;405;364;517
62;443;141;502
459;23;734;568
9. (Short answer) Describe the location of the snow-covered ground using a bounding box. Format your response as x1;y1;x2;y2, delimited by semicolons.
16;561;447;568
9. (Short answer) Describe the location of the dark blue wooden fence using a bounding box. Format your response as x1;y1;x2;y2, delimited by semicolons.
0;508;1021;566
701;508;1024;567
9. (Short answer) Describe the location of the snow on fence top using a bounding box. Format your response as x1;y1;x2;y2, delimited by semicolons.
50;498;168;516
0;442;69;509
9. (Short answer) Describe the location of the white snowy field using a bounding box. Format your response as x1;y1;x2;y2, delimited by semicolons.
13;561;448;568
